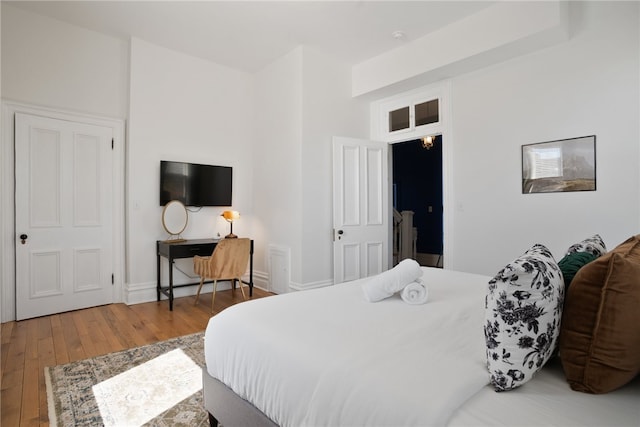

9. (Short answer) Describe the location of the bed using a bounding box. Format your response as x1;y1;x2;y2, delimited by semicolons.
202;266;640;426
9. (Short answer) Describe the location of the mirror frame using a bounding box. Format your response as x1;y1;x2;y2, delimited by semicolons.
162;200;188;239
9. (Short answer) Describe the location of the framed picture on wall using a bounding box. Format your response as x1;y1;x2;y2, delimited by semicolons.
522;135;596;194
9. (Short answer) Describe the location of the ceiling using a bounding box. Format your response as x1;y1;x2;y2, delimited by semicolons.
7;1;495;73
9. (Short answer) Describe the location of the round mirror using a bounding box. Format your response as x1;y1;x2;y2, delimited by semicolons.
162;200;188;239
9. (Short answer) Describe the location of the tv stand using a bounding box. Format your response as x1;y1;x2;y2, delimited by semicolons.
156;238;254;310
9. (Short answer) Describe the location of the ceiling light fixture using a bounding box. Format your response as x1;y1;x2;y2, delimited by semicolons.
421;135;436;150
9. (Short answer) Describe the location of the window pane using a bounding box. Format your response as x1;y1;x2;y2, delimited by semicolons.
415;99;439;126
389;107;410;132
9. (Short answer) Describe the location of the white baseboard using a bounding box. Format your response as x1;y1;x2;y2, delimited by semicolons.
123;280;232;305
123;269;333;304
289;279;333;292
252;270;269;291
125;270;270;305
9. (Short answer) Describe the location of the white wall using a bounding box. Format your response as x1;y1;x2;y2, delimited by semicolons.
1;5;130;321
0;4;368;314
2;1;636;318
253;48;304;290
361;2;638;277
353;1;569;98
252;46;369;292
300;48;368;286
0;3;4;325
0;4;128;118
448;1;639;275
127;38;254;301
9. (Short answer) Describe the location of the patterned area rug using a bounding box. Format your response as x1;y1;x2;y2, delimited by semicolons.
45;332;209;427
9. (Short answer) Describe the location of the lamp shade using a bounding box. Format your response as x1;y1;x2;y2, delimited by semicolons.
221;210;240;222
221;210;239;238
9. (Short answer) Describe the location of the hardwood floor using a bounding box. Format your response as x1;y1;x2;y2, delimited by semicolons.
1;287;273;427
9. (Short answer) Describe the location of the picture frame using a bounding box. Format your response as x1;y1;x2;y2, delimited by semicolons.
522;135;596;194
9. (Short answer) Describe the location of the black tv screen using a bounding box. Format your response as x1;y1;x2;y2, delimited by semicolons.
160;160;232;206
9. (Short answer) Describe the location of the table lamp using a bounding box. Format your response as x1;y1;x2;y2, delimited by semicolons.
221;210;240;238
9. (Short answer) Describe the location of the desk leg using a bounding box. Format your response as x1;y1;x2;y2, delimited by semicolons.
249;240;254;297
169;256;174;311
156;243;161;301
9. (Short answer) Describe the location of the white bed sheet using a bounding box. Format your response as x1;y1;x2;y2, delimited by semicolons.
205;267;640;426
448;357;640;427
205;267;491;426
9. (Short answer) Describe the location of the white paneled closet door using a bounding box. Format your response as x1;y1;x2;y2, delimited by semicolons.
332;136;389;284
15;113;114;320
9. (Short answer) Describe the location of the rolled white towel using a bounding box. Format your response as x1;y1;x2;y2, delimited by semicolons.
362;259;423;302
401;281;429;305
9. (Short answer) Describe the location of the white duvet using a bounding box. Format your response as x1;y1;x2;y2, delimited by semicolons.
204;267;491;426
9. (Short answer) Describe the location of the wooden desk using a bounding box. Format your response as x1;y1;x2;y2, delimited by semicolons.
156;238;254;310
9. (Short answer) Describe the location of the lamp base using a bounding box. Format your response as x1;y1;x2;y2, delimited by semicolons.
224;221;237;239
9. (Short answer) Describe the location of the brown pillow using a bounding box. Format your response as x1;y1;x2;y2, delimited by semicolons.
559;235;640;393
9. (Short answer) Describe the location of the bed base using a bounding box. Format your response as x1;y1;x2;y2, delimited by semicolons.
202;367;278;427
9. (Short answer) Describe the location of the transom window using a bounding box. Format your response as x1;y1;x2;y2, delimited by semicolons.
388;98;439;134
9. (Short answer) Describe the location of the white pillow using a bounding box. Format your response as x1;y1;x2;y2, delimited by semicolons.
565;234;606;257
484;244;564;391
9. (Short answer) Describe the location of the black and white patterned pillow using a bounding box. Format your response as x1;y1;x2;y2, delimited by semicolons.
565;234;606;258
484;244;564;391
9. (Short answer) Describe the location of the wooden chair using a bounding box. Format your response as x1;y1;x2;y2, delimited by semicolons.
193;238;251;312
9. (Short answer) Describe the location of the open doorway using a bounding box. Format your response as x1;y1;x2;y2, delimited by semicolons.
392;135;443;268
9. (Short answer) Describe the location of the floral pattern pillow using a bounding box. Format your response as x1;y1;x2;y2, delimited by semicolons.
484;244;564;391
565;234;606;258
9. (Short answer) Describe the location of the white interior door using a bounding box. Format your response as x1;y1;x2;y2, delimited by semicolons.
15;113;114;320
333;136;389;284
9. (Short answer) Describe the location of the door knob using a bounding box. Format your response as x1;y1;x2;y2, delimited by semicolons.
20;234;27;244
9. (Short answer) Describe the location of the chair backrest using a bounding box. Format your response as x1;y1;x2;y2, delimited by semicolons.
207;238;251;280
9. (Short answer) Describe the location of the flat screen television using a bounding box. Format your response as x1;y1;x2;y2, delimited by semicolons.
160;160;232;206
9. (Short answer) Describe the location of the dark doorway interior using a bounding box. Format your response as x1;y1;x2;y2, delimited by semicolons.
392;136;443;266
